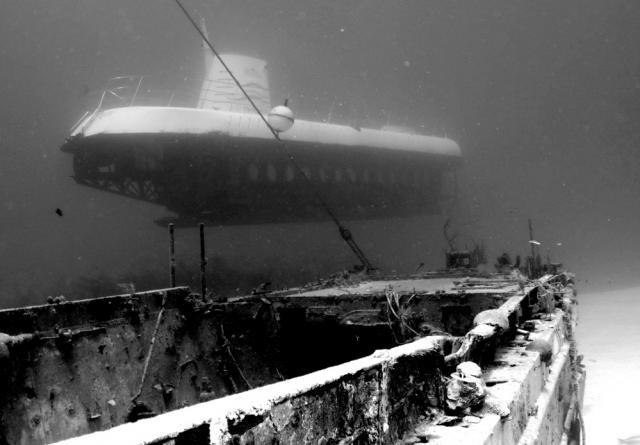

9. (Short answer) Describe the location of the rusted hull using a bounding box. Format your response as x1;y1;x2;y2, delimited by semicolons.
0;272;583;445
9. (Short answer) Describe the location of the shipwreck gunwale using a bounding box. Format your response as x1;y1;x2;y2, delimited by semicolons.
41;272;582;445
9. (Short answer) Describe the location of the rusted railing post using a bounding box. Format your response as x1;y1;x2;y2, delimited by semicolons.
169;223;176;287
199;223;207;297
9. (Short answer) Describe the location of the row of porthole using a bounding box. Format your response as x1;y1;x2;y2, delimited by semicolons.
246;163;430;186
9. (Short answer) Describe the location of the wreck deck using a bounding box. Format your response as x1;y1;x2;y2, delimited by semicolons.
0;272;583;445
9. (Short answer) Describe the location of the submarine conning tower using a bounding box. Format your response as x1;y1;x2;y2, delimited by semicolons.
198;53;271;113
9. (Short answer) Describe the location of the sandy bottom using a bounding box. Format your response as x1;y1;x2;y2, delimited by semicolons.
577;286;640;444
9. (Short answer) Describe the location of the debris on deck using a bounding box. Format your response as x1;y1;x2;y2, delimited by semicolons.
0;268;583;445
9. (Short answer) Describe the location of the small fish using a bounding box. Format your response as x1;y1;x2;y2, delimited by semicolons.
55;208;64;217
529;240;541;246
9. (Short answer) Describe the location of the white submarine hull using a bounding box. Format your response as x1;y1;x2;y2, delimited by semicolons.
61;53;461;225
62;106;460;224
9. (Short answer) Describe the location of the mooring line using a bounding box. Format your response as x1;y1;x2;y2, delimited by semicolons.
173;0;375;272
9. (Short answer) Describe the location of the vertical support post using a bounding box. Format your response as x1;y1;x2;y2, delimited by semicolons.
528;219;536;278
130;75;144;106
199;223;207;297
528;219;535;257
169;223;176;287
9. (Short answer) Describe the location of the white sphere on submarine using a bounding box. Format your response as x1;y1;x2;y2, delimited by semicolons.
268;105;294;132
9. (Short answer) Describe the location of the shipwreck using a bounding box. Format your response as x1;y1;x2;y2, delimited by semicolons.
0;260;585;444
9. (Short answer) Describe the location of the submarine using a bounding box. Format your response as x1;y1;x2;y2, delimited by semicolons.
60;53;461;225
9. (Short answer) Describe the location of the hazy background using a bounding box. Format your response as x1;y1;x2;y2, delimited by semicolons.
1;0;639;308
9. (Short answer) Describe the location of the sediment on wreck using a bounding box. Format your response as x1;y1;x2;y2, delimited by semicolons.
0;272;582;445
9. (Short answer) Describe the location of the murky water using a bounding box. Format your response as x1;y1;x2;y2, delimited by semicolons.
2;0;639;304
1;3;639;441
